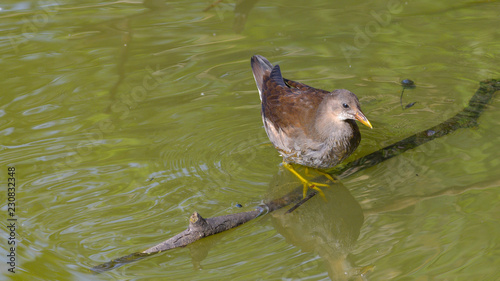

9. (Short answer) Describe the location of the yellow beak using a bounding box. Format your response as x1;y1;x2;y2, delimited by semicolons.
355;111;373;129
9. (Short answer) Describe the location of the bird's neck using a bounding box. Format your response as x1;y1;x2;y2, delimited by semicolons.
313;99;328;130
313;103;351;142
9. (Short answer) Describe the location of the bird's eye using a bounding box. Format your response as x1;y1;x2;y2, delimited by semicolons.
342;103;349;108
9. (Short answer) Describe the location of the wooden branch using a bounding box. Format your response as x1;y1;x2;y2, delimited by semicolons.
91;183;307;273
91;79;499;273
143;210;262;254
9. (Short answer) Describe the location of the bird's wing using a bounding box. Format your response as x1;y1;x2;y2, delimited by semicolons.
260;65;329;151
283;78;329;95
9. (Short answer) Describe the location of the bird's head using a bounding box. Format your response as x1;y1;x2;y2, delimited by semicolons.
325;89;372;129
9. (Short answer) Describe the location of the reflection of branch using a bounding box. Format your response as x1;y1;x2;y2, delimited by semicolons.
108;19;132;103
202;0;260;33
203;0;224;12
67;3;164;106
91;79;499;273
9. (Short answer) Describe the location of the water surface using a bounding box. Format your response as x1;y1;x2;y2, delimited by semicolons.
1;0;499;280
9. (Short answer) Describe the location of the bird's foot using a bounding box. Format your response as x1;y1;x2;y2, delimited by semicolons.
305;167;337;183
283;163;330;199
317;170;337;183
302;182;328;199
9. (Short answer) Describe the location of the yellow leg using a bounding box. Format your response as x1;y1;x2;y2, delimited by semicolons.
305;167;337;183
316;170;337;183
283;162;330;198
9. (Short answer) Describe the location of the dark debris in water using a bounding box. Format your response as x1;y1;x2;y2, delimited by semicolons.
401;79;416;88
400;79;416;110
405;102;416;109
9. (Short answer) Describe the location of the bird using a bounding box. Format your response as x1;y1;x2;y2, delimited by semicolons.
251;55;372;198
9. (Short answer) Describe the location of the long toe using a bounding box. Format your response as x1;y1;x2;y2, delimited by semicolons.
310;184;326;199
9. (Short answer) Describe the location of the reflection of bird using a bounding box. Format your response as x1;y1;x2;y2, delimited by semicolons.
251;55;372;197
270;178;366;280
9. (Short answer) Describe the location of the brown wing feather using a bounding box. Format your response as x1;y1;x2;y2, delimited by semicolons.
283;78;329;95
260;65;329;154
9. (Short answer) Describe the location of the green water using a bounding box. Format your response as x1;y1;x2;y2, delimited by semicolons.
1;1;499;280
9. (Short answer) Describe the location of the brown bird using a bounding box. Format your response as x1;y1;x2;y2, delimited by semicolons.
251;55;372;197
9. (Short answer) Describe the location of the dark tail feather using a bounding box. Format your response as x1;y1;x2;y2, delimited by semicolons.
251;55;273;100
